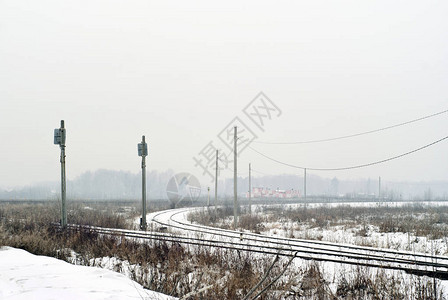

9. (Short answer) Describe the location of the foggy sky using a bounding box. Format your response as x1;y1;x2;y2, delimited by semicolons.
1;0;447;188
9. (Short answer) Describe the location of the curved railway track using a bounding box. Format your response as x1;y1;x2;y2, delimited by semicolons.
64;207;448;280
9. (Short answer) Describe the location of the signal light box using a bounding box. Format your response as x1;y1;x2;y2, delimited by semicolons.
138;142;148;157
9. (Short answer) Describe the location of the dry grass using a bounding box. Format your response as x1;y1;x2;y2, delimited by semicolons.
249;204;448;240
1;201;445;299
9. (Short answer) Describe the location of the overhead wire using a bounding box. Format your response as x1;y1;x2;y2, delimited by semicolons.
253;109;448;144
213;112;448;175
247;135;448;171
217;156;247;176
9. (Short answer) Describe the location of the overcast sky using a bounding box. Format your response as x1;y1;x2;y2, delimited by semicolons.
1;0;447;188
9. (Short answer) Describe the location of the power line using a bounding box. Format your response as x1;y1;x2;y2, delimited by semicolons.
254;109;448;144
248;135;448;171
218;157;247;176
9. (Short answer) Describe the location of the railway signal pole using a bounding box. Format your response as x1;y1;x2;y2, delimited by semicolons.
54;120;67;228
138;135;148;231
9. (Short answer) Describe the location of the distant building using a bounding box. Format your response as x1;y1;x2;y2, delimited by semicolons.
246;187;300;199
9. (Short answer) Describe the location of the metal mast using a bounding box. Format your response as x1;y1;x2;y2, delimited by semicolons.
138;135;148;230
54;120;67;227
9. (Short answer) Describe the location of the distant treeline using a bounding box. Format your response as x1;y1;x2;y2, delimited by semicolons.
1;169;447;201
0;169;174;200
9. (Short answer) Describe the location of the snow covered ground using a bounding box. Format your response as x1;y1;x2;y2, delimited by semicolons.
153;204;448;297
4;203;443;299
0;247;177;300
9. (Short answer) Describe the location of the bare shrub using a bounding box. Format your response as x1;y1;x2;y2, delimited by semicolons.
2;201;447;299
336;266;374;298
284;262;335;300
187;206;234;229
239;214;265;232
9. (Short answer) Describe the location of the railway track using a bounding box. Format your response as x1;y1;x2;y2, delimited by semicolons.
151;207;448;279
63;207;448;279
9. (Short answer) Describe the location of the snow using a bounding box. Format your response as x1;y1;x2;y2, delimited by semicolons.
0;247;176;300
150;205;448;296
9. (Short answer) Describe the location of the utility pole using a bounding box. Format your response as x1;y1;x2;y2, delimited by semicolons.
233;126;238;229
304;168;307;202
54;120;67;228
215;149;218;208
249;163;252;214
207;187;210;207
138;135;148;231
378;176;381;200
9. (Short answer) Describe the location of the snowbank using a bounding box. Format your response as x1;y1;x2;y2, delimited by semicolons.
0;247;176;300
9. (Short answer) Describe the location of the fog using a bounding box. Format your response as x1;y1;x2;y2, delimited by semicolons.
1;1;447;190
2;169;447;202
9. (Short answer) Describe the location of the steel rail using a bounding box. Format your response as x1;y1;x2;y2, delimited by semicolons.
65;224;424;267
152;208;448;268
60;223;448;280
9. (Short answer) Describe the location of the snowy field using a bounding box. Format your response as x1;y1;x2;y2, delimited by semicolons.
181;202;448;255
167;203;448;297
3;202;447;299
254;202;448;255
0;247;176;300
